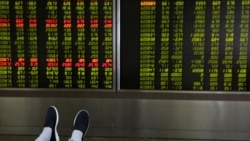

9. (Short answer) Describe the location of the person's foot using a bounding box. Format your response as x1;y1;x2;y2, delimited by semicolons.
44;106;59;141
70;110;90;141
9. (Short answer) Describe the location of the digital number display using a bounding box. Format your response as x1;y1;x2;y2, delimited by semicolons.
0;0;113;89
120;0;250;91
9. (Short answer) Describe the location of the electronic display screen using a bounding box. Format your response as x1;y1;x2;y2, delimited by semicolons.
120;0;250;91
0;0;113;89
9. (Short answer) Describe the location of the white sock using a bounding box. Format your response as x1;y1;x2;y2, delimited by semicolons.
69;130;83;141
35;127;52;141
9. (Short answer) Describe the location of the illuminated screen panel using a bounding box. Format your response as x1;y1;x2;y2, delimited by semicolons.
0;0;113;89
120;0;250;91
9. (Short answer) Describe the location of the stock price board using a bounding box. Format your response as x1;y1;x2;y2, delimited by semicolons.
120;0;250;91
0;0;113;89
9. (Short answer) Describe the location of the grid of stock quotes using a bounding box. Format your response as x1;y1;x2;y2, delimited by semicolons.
121;0;250;91
0;0;113;89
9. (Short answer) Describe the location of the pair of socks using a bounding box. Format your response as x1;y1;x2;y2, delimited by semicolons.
35;127;83;141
